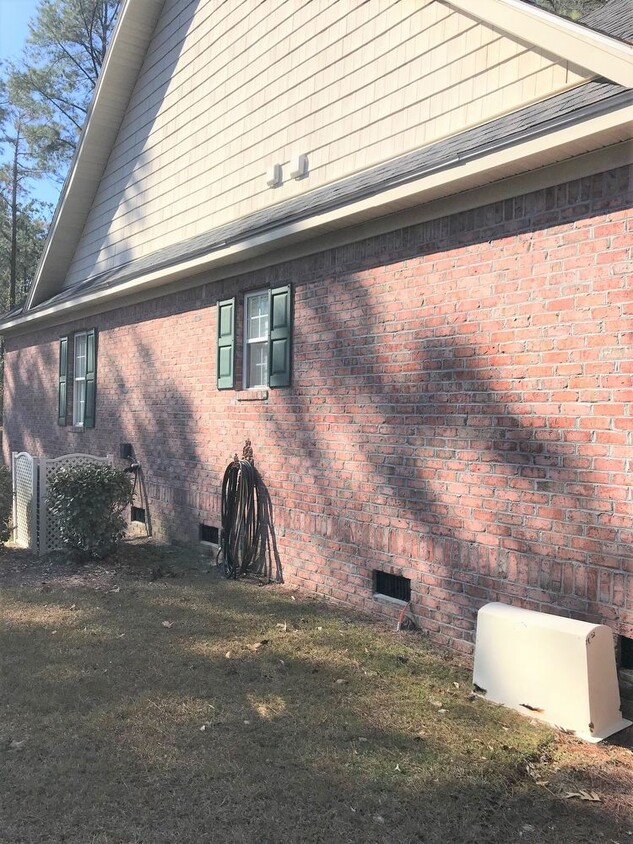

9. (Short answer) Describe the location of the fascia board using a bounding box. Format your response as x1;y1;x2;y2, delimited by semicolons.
443;0;633;87
3;103;631;336
25;0;165;313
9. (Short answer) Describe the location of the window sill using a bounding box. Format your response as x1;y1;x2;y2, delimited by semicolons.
70;425;85;433
373;593;408;607
236;390;268;402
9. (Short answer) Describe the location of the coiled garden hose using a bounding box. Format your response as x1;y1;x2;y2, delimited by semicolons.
220;456;260;579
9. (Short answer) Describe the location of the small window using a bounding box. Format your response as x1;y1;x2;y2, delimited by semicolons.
65;328;97;427
244;291;270;388
373;570;411;602
217;286;291;390
622;636;633;671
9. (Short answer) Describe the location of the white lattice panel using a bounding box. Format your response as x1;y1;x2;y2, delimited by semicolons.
12;452;36;550
40;453;112;555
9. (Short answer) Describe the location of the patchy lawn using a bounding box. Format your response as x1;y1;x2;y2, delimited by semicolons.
1;542;631;844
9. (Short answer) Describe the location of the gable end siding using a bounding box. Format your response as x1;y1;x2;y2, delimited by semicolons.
62;0;592;290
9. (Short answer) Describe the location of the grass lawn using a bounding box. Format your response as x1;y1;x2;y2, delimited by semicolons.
1;542;631;844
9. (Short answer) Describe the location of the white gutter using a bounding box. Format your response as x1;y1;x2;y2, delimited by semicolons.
3;103;631;334
444;0;633;88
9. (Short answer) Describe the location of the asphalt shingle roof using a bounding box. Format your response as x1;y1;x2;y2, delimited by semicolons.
581;0;633;43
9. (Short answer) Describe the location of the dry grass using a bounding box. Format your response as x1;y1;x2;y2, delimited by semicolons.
1;542;631;844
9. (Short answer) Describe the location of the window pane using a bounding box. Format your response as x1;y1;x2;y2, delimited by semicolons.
247;293;269;342
73;379;86;426
248;341;268;388
74;334;87;378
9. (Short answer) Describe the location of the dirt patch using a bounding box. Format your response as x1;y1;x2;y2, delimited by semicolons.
0;538;209;590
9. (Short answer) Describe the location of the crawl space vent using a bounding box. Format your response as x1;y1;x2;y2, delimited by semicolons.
199;524;219;544
130;506;145;524
373;571;411;602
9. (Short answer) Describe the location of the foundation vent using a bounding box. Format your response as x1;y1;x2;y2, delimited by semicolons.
130;506;145;524
199;524;219;545
373;571;410;603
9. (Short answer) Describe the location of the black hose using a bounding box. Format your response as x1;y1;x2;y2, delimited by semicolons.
220;458;260;579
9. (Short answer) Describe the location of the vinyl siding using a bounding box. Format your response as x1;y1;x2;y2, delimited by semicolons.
64;0;592;287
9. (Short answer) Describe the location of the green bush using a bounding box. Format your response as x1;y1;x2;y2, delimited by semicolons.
0;465;12;545
47;463;133;560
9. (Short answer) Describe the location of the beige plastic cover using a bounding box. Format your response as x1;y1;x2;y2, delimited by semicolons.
473;602;631;742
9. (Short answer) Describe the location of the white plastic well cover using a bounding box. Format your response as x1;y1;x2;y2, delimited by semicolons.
473;602;631;742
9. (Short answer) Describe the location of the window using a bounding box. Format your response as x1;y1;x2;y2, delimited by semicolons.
58;329;97;428
217;285;292;390
73;332;87;425
244;290;269;388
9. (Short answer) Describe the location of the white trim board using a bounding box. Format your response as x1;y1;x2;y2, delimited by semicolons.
25;0;166;312
443;0;633;88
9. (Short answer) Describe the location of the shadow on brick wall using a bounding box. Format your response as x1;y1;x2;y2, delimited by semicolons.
105;329;208;546
267;168;632;645
3;340;56;460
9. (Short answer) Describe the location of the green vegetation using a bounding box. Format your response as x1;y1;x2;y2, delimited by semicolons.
6;0;120;177
1;1;120;315
0;465;12;544
47;463;133;559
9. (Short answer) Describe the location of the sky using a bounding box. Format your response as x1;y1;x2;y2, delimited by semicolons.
0;0;61;208
0;0;40;64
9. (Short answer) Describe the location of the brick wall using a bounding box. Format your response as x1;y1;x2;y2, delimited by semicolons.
4;165;632;656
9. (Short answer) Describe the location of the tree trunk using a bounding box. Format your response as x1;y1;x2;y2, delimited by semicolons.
9;126;20;309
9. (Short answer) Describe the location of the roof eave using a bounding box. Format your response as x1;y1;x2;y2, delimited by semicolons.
25;0;166;313
2;103;631;336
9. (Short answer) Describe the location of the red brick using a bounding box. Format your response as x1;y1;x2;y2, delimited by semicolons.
4;164;631;656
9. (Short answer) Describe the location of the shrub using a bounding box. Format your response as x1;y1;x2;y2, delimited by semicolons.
0;465;12;545
47;463;133;560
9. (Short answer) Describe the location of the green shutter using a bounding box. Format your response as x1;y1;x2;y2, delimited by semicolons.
84;329;97;428
268;285;292;388
58;337;68;426
217;298;235;389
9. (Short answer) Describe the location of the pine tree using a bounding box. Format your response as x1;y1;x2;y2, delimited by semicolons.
7;0;120;178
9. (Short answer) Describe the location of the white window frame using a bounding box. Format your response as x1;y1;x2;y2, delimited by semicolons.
73;331;88;426
243;290;269;389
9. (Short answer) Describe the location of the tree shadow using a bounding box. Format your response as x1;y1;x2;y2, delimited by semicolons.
62;0;202;288
1;578;629;843
2;164;631;651
253;472;283;583
264;166;632;647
